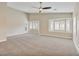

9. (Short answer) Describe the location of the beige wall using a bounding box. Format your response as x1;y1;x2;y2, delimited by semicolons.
28;13;72;38
73;3;79;53
0;3;7;42
7;7;28;36
0;2;28;42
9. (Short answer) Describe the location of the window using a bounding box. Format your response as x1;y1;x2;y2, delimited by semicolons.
59;21;65;31
29;20;39;31
54;20;65;31
66;20;71;32
29;21;33;29
55;21;60;31
49;18;72;32
49;20;54;32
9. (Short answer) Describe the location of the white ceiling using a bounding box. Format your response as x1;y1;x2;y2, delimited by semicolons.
7;2;75;13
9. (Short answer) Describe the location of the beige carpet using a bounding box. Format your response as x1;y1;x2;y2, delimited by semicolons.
0;33;79;56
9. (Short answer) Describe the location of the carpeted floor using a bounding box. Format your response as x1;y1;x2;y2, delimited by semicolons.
0;33;79;56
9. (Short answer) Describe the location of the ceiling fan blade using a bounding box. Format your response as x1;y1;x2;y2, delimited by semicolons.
42;7;51;9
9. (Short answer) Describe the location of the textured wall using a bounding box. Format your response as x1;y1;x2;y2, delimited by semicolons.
7;7;28;36
73;2;79;53
0;2;7;42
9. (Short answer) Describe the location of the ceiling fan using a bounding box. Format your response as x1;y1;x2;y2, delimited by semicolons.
33;2;52;13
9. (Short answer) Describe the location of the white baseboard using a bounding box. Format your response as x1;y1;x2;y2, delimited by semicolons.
0;38;7;42
40;34;72;39
7;31;27;37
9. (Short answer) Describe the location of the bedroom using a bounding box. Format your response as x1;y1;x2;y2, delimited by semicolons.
0;2;79;56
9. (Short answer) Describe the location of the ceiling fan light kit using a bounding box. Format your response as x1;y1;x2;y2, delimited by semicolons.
38;2;52;13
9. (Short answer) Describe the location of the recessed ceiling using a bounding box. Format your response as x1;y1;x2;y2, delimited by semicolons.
7;2;75;13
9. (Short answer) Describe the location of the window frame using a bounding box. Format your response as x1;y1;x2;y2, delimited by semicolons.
29;20;40;32
48;18;72;33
